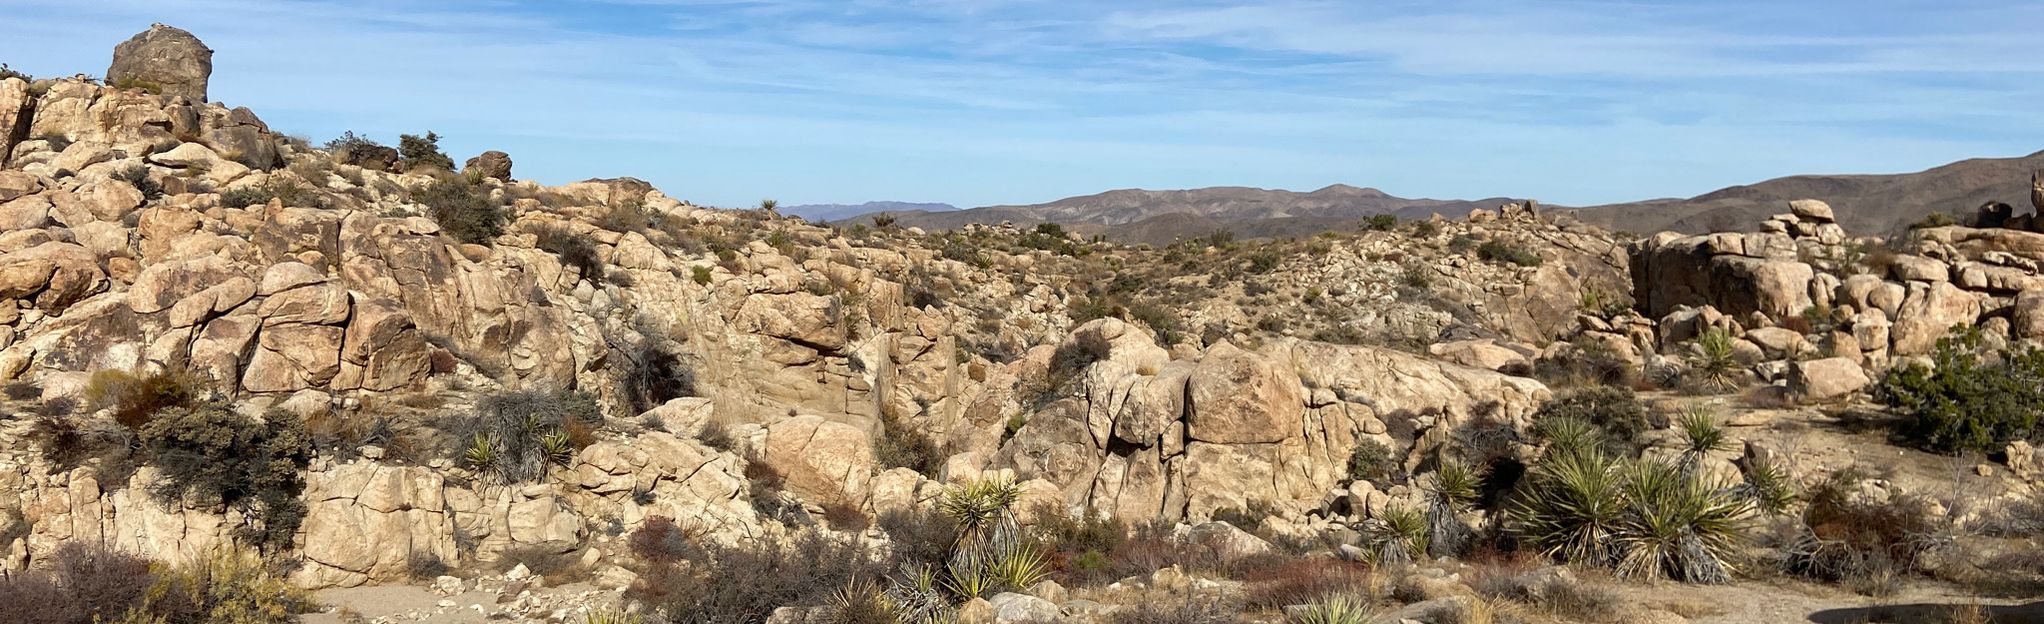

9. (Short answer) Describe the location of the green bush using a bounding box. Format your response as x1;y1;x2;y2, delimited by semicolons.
1476;240;1541;267
1365;214;1398;231
113;165;164;201
414;179;503;244
219;185;272;209
537;226;606;282
1879;327;2044;454
691;266;713;285
138;406;309;553
398;131;455;171
1530;386;1651;457
1346;438;1398;485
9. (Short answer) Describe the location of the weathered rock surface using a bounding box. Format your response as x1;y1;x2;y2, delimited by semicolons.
107;24;213;102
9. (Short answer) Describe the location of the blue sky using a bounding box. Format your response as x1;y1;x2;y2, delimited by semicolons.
2;0;2040;209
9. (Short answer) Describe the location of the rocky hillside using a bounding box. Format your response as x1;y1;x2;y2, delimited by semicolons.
1573;150;2044;236
2;25;2041;624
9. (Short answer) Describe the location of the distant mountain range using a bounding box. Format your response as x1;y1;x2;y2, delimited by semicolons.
1569;149;2044;236
781;201;957;222
836;185;1523;245
816;150;2044;243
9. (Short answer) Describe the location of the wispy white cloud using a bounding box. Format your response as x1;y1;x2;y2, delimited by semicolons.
1;0;2038;208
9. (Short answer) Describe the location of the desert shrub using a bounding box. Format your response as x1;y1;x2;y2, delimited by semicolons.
498;544;590;582
1105;590;1240;624
5;380;42;400
691;265;713;285
414;178;503;244
1533;338;1636;388
1346;438;1399;485
1365;214;1398;231
1476;240;1540;267
1784;469;1949;592
138;406;310;553
1211;500;1276;534
1910;211;1958;229
695;421;736;453
405;551;451;580
1242;558;1372;610
397;131;455;171
537;226;606;283
113;165;164;200
874;407;941;477
29;415;93;470
821;498;872;532
447;390;601;484
1032;508;1129;586
119;548;312;623
1247;250;1281;273
0;64;28;81
1879;327;2044;454
632;531;883;624
305;411;421;462
218;184;271;209
745;459;807;526
618;339;694;416
1030;327;1112;406
877;507;959;571
1400;263;1432;289
0;542;155;624
599;199;652;233
629;516;704;568
85;368;204;430
1529;387;1650;457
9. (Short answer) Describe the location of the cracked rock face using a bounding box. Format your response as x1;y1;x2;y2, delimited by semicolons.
107;23;214;102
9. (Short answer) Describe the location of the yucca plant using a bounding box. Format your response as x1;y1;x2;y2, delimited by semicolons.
823;579;897;624
985;542;1050;590
462;433;500;472
1613;460;1752;583
1361;505;1431;566
1690;328;1741;393
1534;415;1604;461
582;606;644;624
1511;447;1626;567
1292;594;1376;624
1676;407;1730;473
885;564;952;624
1422;458;1483;558
1739;458;1798;517
938;477;1044;598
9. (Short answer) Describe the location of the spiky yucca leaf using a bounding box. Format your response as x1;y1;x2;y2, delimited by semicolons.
886;564;952;624
1292;594;1376;624
1676;407;1729;475
582;606;644;624
1690;328;1741;393
1739;458;1797;517
1423;458;1484;557
1363;505;1431;566
1534;415;1604;461
1613;459;1753;583
986;542;1051;590
1511;447;1626;566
